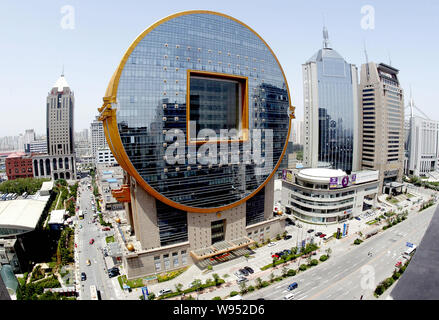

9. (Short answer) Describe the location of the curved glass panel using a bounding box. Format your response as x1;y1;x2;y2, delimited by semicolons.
116;12;290;209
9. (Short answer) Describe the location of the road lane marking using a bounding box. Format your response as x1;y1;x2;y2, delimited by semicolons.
306;219;431;300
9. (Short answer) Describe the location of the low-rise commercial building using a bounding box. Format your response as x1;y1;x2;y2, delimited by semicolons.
5;152;33;180
282;168;379;224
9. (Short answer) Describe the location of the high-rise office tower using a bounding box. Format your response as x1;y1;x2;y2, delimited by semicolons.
303;27;359;173
32;74;76;180
359;62;404;194
405;97;439;176
90;116;108;159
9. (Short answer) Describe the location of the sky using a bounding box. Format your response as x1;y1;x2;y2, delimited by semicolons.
0;0;438;136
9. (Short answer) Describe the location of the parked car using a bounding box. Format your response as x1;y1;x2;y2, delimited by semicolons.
307;229;314;233
244;266;254;274
234;270;245;277
319;234;326;238
86;259;91;266
158;288;172;297
268;242;277;247
283;249;292;255
395;261;402;267
315;232;322;237
89;238;94;244
81;272;86;281
239;268;249;276
284;235;292;240
237;277;248;284
355;217;361;221
102;227;111;231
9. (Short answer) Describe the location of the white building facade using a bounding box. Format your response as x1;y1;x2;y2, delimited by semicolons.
282;168;379;224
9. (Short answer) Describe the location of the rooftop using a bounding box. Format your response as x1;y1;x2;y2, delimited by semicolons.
53;75;69;92
298;168;346;182
0;198;49;236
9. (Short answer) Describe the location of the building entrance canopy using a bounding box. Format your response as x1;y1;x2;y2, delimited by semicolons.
190;237;254;267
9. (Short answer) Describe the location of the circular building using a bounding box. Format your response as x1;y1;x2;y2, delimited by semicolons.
99;11;294;277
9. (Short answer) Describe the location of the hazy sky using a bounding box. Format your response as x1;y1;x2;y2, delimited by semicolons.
0;0;438;136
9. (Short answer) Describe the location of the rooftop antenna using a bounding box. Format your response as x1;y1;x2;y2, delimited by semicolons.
388;51;392;67
322;14;330;49
61;64;64;77
364;40;370;81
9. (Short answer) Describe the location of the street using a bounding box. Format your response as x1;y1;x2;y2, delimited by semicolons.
74;176;120;300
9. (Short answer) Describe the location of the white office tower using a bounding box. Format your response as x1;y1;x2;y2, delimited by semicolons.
91;116;108;159
405;97;439;177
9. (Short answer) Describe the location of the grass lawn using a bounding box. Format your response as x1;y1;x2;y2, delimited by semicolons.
117;275;144;289
105;236;115;243
387;197;399;204
366;220;378;225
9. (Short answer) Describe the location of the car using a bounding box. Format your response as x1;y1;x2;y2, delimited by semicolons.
239;268;249;276
315;232;322;237
86;259;91;266
244;266;254;274
271;254;280;259
407;199;411;202
102;227;111;231
234;270;245;277
296;224;303;228
108;270;120;278
237;277;248;284
355;217;361;221
81;272;86;281
288;282;298;291
307;229;314;233
283;249;292;255
283;293;294;300
284;235;292;240
158;288;172;296
268;242;277;247
89;238;94;244
319;234;326;238
395;261;402;267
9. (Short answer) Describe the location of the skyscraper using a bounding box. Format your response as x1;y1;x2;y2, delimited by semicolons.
90;116;107;159
359;62;404;194
32;74;76;180
303;27;359;173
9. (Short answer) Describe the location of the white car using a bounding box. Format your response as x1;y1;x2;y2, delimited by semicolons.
158;288;172;296
268;242;277;247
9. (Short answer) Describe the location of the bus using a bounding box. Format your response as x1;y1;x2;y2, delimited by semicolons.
78;210;84;220
403;245;417;257
90;285;99;300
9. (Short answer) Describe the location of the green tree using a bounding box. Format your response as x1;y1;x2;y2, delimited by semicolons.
269;272;275;283
255;277;263;289
325;248;332;257
239;281;248;294
212;273;220;286
175;283;183;292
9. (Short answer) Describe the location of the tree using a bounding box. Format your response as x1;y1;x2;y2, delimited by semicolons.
282;266;288;277
256;277;263;289
325;248;332;257
239;281;248;294
269;272;275;283
175;283;183;292
212;273;220;286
